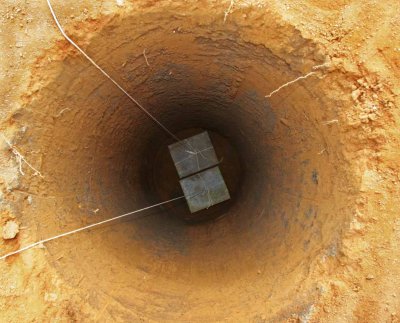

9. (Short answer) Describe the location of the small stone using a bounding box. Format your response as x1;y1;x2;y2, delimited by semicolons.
359;113;369;122
2;220;19;240
280;118;290;127
366;274;375;280
44;292;58;302
352;89;361;101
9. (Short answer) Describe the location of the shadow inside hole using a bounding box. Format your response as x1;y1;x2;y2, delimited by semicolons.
143;127;243;224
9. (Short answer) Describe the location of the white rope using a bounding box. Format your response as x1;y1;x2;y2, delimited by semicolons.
143;49;150;66
2;134;44;178
0;195;185;260
46;0;180;142
265;64;327;98
223;0;235;23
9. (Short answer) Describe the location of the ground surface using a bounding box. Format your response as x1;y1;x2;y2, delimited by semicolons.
0;0;399;322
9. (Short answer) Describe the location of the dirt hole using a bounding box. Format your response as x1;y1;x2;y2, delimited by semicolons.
10;7;358;321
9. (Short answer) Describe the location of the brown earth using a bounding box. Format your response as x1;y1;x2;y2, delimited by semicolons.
0;0;399;322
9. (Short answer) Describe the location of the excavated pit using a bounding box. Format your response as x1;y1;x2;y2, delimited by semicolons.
11;7;359;321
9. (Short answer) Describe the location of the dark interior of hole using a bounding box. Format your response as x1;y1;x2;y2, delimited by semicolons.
140;105;245;224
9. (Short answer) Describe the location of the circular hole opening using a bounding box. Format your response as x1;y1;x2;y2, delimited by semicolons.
8;7;360;321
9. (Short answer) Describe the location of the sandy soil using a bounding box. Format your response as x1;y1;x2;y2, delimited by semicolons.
0;0;399;322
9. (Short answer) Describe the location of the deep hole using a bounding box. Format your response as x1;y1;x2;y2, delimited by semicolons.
12;8;359;321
